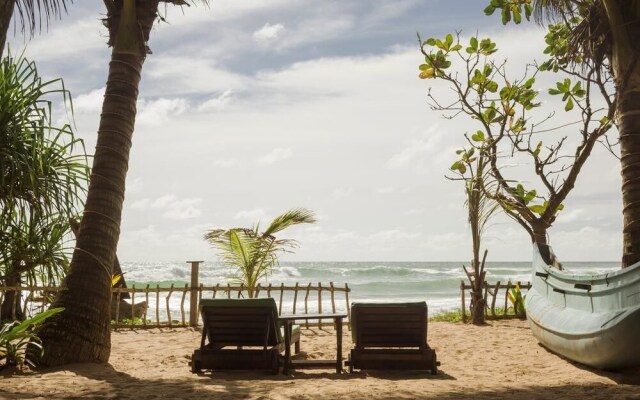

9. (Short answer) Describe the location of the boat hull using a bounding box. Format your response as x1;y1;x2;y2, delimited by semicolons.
526;244;640;369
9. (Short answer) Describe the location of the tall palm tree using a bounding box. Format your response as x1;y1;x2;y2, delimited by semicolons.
490;0;640;267
0;0;71;57
38;0;201;366
204;208;317;298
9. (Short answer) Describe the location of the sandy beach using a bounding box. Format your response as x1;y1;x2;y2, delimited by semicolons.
1;319;639;400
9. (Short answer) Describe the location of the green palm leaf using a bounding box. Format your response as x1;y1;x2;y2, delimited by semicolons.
204;208;316;296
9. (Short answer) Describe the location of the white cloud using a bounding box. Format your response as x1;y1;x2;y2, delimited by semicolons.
151;195;177;209
556;208;585;223
253;23;286;43
234;209;269;223
130;198;151;210
130;195;203;220
256;147;293;165
375;187;395;195
137;98;189;126
198;90;234;112
387;126;445;169
73;88;105;114
332;187;354;200
212;157;239;169
162;198;202;220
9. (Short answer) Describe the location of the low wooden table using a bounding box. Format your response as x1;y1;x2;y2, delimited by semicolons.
279;313;347;374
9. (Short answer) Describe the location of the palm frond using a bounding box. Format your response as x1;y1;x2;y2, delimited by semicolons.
263;208;317;237
13;0;72;37
204;208;316;294
531;0;576;24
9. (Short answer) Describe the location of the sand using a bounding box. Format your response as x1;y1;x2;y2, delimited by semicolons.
1;319;639;400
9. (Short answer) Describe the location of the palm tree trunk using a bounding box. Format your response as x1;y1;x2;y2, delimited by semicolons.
0;269;24;321
0;0;15;57
38;51;143;365
602;1;640;267
38;0;159;365
620;90;640;267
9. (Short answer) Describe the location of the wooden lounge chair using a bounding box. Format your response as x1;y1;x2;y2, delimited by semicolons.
346;302;438;374
190;298;300;373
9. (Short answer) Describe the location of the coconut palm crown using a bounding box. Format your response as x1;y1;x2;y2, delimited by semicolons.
204;208;317;296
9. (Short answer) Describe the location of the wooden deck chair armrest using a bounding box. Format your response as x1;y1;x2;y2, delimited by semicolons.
200;326;207;349
263;318;270;351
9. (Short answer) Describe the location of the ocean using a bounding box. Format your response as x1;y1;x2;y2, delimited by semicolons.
121;260;621;319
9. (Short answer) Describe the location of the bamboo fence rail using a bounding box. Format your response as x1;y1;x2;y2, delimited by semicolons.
0;282;352;329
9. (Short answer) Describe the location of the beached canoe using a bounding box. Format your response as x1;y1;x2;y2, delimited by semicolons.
526;243;640;369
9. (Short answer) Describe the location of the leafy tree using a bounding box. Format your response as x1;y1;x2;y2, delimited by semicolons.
37;0;208;366
485;0;640;266
204;208;317;298
0;52;88;320
418;28;614;246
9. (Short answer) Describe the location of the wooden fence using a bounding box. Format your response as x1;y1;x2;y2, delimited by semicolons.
0;281;352;329
460;280;531;322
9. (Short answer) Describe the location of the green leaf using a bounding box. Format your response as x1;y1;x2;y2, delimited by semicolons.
516;184;525;199
501;8;511;24
445;33;454;47
533;141;542;157
523;77;535;88
524;189;537;204
471;130;485;142
513;9;522;24
565;97;574;111
425;38;437;46
528;204;547;214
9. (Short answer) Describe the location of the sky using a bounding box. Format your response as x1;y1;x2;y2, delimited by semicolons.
8;0;622;262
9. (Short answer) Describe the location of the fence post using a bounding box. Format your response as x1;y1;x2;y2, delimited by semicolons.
187;261;202;327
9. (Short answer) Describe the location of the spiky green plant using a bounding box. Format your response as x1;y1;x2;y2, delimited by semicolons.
0;51;88;319
204;208;317;297
0;307;64;369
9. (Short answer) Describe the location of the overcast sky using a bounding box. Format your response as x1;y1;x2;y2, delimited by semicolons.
8;0;622;262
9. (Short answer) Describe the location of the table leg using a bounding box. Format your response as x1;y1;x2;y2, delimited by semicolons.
283;321;292;374
336;317;343;373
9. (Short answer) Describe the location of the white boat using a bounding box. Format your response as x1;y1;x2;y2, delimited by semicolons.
526;243;640;369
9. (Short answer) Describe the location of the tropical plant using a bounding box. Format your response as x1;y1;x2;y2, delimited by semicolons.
507;282;526;317
0;307;63;369
204;208;317;298
38;0;210;366
450;142;499;324
0;51;88;320
485;1;640;267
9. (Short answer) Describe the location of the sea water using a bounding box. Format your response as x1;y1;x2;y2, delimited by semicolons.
122;260;620;320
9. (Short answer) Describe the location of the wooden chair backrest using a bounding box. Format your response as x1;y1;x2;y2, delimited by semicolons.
199;298;281;348
351;302;428;349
